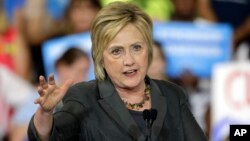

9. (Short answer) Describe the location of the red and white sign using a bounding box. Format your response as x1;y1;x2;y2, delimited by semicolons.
211;62;250;141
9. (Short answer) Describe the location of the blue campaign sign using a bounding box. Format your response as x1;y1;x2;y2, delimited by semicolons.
153;21;232;78
42;32;95;82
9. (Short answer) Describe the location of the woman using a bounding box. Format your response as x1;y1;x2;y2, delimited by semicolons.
28;2;207;141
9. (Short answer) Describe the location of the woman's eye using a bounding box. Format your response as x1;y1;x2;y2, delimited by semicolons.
111;48;121;55
133;45;142;51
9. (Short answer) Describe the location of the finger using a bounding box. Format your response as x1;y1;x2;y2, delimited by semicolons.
35;95;48;105
61;79;74;94
39;75;48;89
48;74;55;85
39;75;45;85
37;86;44;96
34;97;42;104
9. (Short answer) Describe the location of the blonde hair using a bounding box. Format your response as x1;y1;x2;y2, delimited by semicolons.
91;1;153;81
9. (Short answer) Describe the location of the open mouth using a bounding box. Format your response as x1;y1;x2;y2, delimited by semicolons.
123;69;138;76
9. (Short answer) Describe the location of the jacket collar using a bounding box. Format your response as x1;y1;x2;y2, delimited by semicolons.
97;76;167;141
149;78;167;141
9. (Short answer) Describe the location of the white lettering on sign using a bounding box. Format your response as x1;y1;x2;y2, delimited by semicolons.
234;129;247;136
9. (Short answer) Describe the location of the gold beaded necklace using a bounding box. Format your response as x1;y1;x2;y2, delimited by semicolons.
122;84;150;110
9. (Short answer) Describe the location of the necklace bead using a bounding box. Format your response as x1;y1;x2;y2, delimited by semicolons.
122;84;150;110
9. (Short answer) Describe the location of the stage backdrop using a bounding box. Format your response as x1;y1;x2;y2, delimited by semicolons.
153;21;232;78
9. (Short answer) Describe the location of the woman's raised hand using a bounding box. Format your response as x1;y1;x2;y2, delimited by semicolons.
34;74;73;113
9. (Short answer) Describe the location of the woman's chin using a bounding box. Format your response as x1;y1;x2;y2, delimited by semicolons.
122;77;144;89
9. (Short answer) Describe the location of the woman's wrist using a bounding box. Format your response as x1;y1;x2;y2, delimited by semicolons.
33;107;53;141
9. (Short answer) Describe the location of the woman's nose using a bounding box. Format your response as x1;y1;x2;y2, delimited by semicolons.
123;52;135;66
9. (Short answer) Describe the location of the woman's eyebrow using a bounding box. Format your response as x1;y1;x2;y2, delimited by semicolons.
107;46;123;51
130;41;143;46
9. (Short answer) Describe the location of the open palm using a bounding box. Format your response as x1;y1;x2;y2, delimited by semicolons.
35;75;73;113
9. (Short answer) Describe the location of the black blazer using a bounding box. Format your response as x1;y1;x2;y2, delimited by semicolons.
28;77;207;141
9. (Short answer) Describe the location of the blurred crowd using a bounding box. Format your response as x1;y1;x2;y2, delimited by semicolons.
0;0;249;141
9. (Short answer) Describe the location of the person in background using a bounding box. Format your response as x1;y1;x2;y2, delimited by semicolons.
170;69;210;137
7;48;90;141
9;93;38;141
55;47;90;85
210;0;250;57
54;47;90;111
0;64;36;141
22;0;101;45
27;0;101;83
170;0;215;23
28;2;207;141
196;0;217;22
63;0;101;34
170;0;212;137
0;0;31;80
179;70;210;132
147;41;168;80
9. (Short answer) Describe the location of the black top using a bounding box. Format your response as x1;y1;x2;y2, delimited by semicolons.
129;110;147;136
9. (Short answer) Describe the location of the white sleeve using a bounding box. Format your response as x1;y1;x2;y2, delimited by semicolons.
0;65;36;108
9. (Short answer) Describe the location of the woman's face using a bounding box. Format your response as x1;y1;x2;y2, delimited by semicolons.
103;24;149;89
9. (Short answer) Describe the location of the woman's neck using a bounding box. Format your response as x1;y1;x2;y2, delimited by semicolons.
115;83;151;111
115;83;145;100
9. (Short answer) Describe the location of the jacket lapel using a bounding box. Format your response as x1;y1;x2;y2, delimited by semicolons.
97;78;145;141
149;79;167;141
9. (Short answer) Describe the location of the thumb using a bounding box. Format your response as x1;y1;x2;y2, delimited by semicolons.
61;79;74;94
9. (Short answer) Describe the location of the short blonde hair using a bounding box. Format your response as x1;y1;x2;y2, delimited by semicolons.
91;1;153;81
